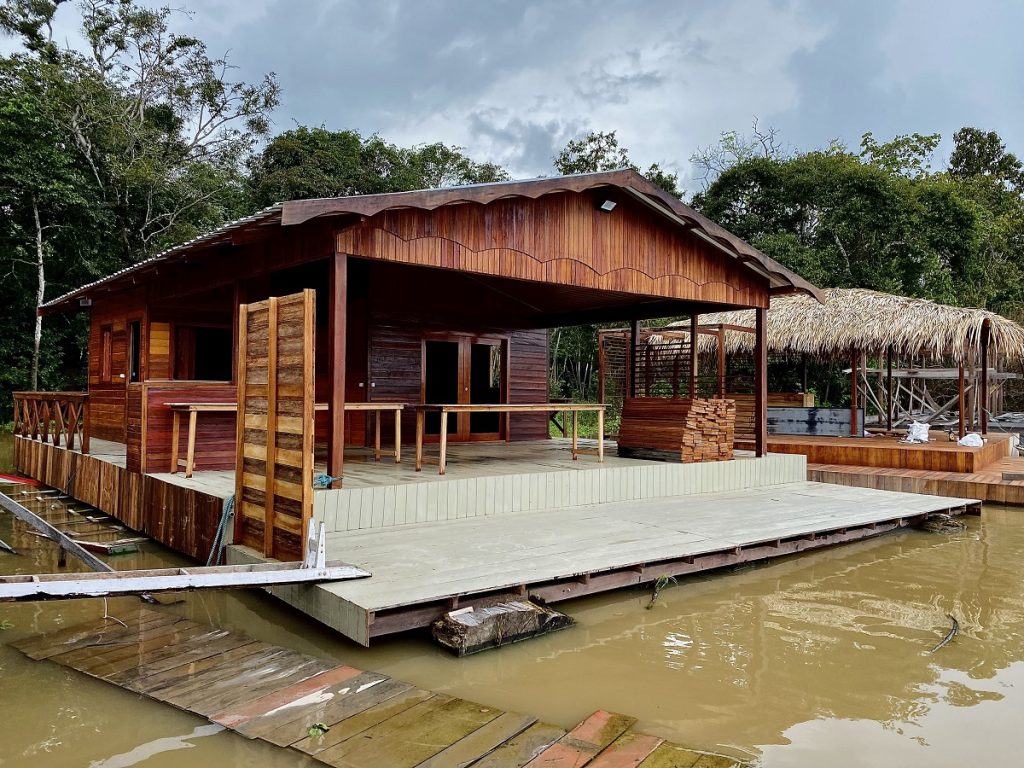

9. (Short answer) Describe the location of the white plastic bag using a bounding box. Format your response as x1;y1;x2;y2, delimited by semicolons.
958;432;983;447
905;421;930;443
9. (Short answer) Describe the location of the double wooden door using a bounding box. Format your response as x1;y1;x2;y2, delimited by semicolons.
422;333;507;441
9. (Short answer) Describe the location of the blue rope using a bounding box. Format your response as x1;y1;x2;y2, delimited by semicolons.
313;473;342;489
206;494;235;566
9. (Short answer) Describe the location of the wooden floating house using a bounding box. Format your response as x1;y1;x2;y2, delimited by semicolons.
11;170;977;644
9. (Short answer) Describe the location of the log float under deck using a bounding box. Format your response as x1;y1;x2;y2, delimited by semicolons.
11;607;741;768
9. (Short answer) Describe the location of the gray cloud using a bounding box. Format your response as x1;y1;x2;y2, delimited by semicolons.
7;0;1024;194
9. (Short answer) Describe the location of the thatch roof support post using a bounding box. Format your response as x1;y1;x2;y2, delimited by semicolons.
717;327;726;397
755;307;768;457
689;314;699;397
628;319;639;398
850;352;859;437
886;344;894;432
981;319;991;434
958;363;966;439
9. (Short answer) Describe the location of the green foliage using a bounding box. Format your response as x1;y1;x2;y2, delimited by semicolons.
0;0;278;410
246;127;509;208
307;722;329;739
860;131;940;178
949;127;1023;190
553;130;681;197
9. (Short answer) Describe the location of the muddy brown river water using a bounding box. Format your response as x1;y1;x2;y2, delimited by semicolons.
1;433;1022;767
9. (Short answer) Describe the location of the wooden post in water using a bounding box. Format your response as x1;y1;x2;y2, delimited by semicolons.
755;307;768;457
328;253;348;488
980;319;991;434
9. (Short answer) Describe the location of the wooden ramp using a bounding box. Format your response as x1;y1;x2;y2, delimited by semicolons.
12;608;740;768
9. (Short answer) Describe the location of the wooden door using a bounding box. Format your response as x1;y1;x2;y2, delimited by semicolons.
422;333;507;441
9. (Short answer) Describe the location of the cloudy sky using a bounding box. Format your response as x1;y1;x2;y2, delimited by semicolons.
11;0;1024;193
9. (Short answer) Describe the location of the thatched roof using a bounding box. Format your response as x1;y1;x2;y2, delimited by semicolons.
660;288;1024;362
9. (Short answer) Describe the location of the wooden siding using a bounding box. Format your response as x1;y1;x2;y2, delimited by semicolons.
236;291;315;559
125;381;236;474
13;436;224;561
337;191;769;308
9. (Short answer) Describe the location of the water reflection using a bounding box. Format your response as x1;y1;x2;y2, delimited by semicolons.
1;438;1023;766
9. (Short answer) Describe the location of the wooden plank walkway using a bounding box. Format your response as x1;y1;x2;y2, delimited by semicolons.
12;607;740;768
809;456;1024;506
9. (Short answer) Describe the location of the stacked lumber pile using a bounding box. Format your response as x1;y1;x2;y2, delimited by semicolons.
680;398;735;463
617;397;736;463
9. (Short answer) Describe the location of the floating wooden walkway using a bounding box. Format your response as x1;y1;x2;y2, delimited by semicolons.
12;608;739;767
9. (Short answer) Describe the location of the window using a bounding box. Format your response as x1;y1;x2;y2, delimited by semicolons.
100;325;113;382
128;320;141;383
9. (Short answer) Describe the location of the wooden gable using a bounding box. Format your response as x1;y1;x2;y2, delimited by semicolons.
336;190;769;309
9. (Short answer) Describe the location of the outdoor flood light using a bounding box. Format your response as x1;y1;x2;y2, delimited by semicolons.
598;199;617;212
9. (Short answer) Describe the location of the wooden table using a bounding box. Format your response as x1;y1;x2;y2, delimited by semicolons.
168;401;404;478
413;403;605;475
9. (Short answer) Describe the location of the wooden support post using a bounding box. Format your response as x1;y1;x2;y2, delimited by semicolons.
597;336;606;405
980;319;990;434
233;303;248;546
958;363;966;438
628;318;639;398
230;281;244;384
850;352;859;437
717;327;726;397
327;253;348;488
689;314;699;398
754;307;768;457
886;344;894;433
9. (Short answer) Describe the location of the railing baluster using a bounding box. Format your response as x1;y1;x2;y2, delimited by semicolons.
11;392;90;455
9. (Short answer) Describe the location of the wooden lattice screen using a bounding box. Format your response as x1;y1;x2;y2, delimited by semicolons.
235;290;315;560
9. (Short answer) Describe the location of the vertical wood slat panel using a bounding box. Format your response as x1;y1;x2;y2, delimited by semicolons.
264;297;279;556
235;290;314;559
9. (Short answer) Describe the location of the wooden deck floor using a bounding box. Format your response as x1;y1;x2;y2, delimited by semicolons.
90;438;685;500
230;481;979;645
809;454;1024;506
768;433;1014;473
12;607;739;768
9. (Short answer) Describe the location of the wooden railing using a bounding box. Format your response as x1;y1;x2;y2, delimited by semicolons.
12;392;90;454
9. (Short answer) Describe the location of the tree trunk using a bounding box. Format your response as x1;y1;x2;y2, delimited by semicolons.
31;196;45;392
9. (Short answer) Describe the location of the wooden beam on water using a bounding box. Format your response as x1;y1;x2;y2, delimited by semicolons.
0;560;369;601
